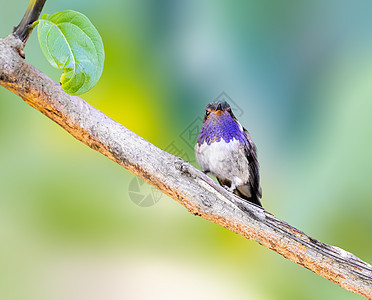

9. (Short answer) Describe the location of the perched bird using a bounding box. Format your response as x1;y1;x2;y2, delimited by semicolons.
194;100;262;207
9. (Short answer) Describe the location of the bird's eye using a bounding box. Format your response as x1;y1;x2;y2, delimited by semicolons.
205;110;210;117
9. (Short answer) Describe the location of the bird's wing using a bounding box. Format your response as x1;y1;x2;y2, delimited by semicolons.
242;127;262;199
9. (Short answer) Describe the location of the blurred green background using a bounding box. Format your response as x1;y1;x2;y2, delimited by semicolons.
1;0;372;299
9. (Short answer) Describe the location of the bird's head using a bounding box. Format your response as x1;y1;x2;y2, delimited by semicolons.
203;100;235;123
197;100;243;145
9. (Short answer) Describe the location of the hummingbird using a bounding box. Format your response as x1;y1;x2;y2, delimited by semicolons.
194;100;262;207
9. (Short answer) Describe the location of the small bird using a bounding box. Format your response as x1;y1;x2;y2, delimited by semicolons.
194;100;262;207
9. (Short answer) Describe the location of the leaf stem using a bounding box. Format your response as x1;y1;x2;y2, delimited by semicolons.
31;19;40;30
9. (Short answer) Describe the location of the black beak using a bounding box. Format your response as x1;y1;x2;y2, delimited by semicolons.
216;103;222;111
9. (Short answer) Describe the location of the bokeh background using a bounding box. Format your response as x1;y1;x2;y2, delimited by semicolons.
1;0;372;299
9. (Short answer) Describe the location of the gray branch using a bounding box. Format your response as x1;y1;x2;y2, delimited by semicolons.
0;33;371;299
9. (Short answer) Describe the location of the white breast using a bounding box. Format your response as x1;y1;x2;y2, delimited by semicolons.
194;138;249;188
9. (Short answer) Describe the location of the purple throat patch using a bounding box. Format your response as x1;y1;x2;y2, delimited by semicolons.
197;112;247;146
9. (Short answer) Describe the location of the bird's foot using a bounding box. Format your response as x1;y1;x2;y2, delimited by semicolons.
222;185;235;192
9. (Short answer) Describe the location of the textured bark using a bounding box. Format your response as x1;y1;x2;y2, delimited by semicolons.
1;34;371;299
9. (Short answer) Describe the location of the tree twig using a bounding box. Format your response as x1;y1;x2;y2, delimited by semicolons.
0;11;372;300
12;0;46;56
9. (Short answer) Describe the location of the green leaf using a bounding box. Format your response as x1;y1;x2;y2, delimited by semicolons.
37;10;105;95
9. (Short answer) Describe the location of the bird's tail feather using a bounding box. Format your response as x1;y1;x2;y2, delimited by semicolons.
217;177;263;207
234;188;263;207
